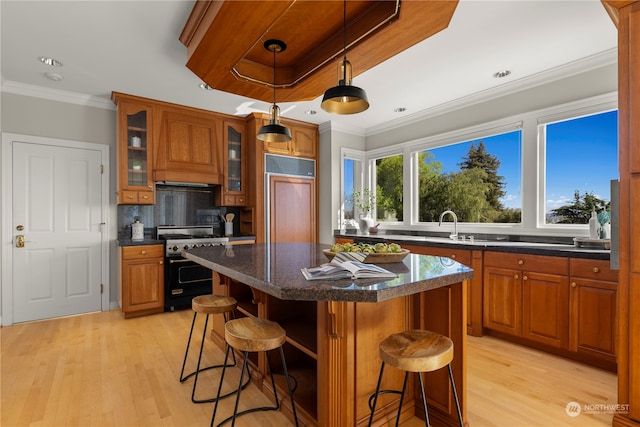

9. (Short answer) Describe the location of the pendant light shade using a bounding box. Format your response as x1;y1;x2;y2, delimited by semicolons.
321;0;369;115
257;39;292;142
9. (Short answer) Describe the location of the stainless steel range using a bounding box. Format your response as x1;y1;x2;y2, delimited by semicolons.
157;226;229;311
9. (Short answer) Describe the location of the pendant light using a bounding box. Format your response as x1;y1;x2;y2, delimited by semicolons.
257;39;292;142
321;0;369;115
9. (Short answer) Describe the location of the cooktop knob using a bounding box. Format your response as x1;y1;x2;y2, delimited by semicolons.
171;245;178;251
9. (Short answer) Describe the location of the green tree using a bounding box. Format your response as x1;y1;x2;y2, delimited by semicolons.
550;190;609;224
375;155;404;221
459;141;505;211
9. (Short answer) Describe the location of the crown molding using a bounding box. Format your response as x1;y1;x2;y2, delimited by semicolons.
0;81;114;110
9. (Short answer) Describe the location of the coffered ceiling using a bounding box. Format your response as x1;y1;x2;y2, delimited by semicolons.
0;1;618;135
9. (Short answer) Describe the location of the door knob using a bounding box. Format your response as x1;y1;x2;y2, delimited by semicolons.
16;235;25;248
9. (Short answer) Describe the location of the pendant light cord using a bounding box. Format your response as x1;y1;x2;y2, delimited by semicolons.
342;0;347;83
272;44;277;106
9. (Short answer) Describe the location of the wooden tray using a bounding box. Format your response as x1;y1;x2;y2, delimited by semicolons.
322;249;410;263
573;238;611;250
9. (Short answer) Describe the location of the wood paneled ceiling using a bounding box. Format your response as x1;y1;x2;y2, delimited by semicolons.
180;1;459;102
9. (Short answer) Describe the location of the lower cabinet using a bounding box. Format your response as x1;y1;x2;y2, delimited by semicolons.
569;258;617;369
483;251;617;370
119;244;164;319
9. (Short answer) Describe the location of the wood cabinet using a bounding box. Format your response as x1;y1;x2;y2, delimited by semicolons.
244;113;319;243
216;120;246;206
483;252;569;349
118;245;164;319
569;258;617;369
112;93;155;205
154;108;223;184
261;117;318;159
403;244;484;336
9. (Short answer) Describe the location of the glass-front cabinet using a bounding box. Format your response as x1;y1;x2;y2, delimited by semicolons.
218;120;246;206
114;94;155;204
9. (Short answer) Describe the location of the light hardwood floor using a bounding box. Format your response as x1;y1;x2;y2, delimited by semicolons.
1;309;617;427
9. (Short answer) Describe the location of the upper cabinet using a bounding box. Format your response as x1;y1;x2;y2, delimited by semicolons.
112;93;155;205
217;120;246;206
154;108;223;185
261;116;318;159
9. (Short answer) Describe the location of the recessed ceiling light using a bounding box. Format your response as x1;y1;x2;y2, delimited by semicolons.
38;56;63;67
199;83;213;90
394;107;406;113
493;70;511;78
304;110;317;115
44;72;63;82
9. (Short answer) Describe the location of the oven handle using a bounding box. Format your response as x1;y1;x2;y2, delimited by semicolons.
168;258;193;264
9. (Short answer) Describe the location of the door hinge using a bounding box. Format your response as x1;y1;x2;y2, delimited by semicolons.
100;164;104;174
100;283;104;294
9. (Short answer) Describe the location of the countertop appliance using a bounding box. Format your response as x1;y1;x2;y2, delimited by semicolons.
157;225;228;311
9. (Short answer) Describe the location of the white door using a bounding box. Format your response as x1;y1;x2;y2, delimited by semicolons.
10;140;104;323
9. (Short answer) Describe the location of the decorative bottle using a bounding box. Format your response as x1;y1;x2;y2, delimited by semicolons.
588;210;599;239
131;217;144;242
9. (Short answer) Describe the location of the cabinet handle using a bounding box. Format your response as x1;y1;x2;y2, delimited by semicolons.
141;250;147;255
159;260;163;265
148;185;153;189
523;275;528;281
518;259;524;265
142;195;149;200
451;254;456;259
514;274;519;280
127;195;134;199
592;267;600;273
571;281;577;288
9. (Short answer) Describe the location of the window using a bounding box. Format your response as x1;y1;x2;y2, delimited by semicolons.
341;149;364;230
542;110;618;224
416;130;522;223
373;153;404;222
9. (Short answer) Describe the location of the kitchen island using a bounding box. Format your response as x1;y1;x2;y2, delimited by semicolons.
184;243;473;427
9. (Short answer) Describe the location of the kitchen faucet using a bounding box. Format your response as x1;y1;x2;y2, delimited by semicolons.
439;210;458;240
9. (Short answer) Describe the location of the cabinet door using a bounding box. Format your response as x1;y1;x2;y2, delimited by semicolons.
291;125;317;158
569;278;617;362
116;101;155;204
121;256;164;315
219;120;246;205
483;266;522;336
522;271;569;349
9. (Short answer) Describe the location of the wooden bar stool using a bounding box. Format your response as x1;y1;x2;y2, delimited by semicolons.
180;294;247;404
367;329;463;427
211;317;299;427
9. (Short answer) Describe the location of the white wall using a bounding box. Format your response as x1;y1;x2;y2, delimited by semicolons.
1;93;119;307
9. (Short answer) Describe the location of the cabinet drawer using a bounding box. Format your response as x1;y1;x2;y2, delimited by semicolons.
570;258;617;282
122;245;164;260
484;251;568;274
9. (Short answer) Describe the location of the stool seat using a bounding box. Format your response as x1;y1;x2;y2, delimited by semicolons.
192;295;237;315
368;329;463;427
225;317;286;352
379;329;453;373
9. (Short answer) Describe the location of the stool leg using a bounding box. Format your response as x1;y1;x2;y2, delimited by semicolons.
367;361;385;427
179;311;198;382
230;351;250;427
394;372;409;427
191;313;210;403
278;346;299;427
447;364;464;427
211;344;233;427
417;372;430;427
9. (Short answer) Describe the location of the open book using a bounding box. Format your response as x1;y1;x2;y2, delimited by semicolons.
301;252;397;281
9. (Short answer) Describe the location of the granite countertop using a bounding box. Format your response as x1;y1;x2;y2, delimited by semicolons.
336;232;612;260
182;242;474;303
117;235;256;247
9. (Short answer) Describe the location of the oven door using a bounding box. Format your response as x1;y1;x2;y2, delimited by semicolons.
165;257;213;311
